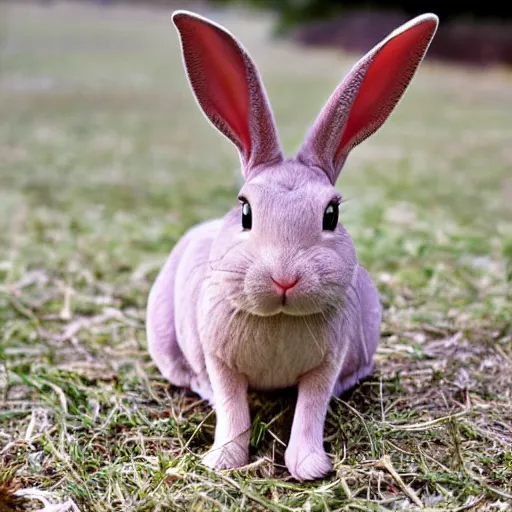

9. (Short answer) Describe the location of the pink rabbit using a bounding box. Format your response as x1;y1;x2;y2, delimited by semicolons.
147;10;438;480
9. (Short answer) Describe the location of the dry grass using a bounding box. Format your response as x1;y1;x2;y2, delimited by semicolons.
1;2;511;511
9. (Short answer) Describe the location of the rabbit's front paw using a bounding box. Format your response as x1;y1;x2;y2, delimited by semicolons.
285;445;333;481
202;441;248;470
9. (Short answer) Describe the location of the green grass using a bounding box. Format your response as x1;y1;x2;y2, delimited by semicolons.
1;2;511;511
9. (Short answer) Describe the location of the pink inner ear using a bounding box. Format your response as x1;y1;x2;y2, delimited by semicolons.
336;21;434;160
176;16;251;157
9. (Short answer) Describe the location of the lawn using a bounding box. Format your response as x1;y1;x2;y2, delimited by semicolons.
1;2;511;511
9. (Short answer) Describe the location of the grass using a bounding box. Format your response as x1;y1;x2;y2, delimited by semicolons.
1;2;511;511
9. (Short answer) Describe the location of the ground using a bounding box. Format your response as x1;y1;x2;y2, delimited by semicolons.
0;2;511;511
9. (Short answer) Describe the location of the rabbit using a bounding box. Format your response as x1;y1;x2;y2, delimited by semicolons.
146;10;438;481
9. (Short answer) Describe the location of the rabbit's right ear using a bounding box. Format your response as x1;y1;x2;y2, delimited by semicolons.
173;11;283;178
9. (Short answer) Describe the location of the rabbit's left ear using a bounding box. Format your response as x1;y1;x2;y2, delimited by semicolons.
297;14;438;184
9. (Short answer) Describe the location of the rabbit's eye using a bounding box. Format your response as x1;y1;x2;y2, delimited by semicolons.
241;200;252;230
323;202;339;231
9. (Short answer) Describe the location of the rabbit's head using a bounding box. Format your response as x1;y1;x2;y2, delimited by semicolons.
173;11;438;317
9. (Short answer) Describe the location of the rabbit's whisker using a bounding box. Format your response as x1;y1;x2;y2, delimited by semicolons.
209;265;246;276
302;315;325;358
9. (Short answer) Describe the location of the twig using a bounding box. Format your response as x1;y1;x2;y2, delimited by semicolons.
379;378;385;422
59;285;74;321
485;485;512;501
182;409;215;452
340;477;352;499
378;455;423;509
385;410;468;431
58;308;124;342
452;495;485;512
24;409;38;441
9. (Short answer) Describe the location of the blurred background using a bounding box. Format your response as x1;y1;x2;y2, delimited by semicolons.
23;0;512;66
216;0;512;67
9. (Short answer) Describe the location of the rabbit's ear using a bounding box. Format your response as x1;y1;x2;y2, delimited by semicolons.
173;11;283;177
297;14;438;184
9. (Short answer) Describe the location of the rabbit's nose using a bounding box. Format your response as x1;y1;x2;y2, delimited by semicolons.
271;276;299;295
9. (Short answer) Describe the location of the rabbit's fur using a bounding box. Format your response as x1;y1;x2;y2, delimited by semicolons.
146;10;438;480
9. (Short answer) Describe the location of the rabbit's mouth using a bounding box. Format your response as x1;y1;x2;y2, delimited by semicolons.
244;303;323;318
238;285;337;318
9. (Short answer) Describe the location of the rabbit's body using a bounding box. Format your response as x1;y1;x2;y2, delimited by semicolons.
146;10;438;480
148;210;381;399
